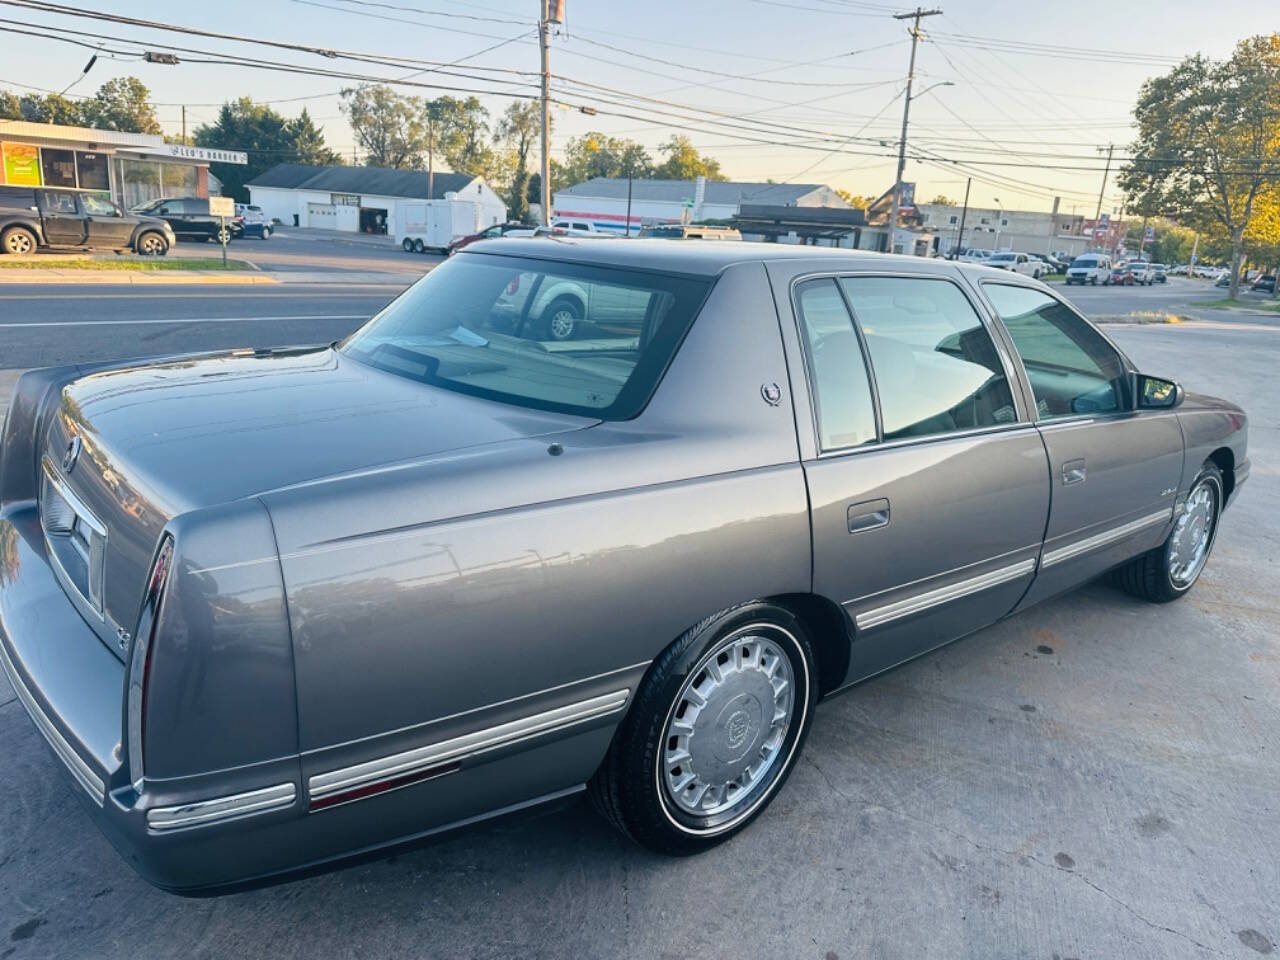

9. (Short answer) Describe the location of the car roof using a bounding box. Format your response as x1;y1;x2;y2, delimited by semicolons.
465;237;1012;279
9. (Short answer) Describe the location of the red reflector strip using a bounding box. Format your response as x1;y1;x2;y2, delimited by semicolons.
308;761;460;812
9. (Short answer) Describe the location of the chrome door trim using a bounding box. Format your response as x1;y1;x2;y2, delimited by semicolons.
147;783;296;832
308;689;630;804
854;557;1037;631
1041;509;1172;568
0;636;105;805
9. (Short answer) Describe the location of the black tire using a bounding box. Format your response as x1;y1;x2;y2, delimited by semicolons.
135;231;168;256
1109;462;1223;603
413;239;425;254
541;296;582;341
402;238;414;252
589;601;817;856
1090;275;1098;285
2;225;38;256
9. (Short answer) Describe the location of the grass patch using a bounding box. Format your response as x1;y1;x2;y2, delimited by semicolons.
1093;311;1190;325
0;257;252;271
1198;297;1280;312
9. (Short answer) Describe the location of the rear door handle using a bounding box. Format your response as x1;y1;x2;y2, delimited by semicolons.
1062;459;1087;485
848;498;890;533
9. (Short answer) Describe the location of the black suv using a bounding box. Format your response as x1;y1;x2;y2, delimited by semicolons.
1;185;174;256
132;197;235;243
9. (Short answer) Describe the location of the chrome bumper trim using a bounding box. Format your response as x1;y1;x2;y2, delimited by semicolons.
309;689;630;804
147;783;297;832
1041;509;1172;568
855;558;1037;631
0;636;106;805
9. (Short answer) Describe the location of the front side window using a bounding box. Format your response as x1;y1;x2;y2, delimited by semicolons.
81;194;119;216
342;253;709;419
983;284;1129;419
794;279;876;450
840;277;1017;441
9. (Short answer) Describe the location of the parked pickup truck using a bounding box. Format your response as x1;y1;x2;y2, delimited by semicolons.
1;185;175;256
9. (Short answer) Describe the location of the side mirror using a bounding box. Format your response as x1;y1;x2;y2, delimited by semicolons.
1136;374;1184;410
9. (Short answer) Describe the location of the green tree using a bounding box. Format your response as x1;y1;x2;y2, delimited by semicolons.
493;100;541;221
835;189;872;209
652;135;726;181
340;85;427;169
559;131;652;186
928;194;957;205
0;89;22;120
17;92;81;125
80;77;161;134
1120;34;1280;298
286;108;344;166
195;98;341;202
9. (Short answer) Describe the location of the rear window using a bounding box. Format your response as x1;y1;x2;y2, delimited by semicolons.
342;253;711;419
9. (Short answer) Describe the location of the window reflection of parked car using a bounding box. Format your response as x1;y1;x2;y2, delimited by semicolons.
639;224;742;240
490;268;655;341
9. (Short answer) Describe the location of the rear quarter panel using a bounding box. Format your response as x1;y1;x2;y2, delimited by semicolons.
261;261;811;790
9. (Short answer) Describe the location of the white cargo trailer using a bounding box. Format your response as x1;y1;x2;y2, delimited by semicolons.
396;198;482;254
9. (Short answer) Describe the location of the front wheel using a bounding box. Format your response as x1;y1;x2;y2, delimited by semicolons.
589;602;817;855
135;231;168;256
1090;275;1098;285
402;238;414;252
1109;462;1223;603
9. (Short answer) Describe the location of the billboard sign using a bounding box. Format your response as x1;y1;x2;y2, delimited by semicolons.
1;142;42;186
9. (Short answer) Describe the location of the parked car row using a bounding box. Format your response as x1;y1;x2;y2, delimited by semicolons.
1;185;175;256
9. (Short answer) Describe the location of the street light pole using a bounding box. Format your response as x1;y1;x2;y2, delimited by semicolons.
953;176;971;259
538;0;561;227
887;6;942;255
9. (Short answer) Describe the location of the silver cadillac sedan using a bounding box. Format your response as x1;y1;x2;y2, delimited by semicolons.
0;240;1249;893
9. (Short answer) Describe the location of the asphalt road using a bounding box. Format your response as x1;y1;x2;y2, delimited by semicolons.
0;283;407;368
1;279;1278;958
167;229;440;275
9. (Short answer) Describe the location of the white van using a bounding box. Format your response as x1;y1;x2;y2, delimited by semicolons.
1065;254;1112;285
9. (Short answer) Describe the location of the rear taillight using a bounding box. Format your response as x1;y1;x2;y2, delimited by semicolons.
127;535;173;790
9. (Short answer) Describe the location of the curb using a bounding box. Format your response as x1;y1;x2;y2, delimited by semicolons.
0;271;279;285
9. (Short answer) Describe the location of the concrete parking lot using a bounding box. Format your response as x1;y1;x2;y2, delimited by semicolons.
0;274;1276;958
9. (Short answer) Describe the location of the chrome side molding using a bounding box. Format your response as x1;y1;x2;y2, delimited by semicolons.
854;558;1037;631
309;689;630;810
1041;509;1172;568
147;783;297;831
0;638;105;805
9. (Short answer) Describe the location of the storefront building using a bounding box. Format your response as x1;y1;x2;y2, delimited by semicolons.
0;120;244;209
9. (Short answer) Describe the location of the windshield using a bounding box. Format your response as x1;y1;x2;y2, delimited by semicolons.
341;253;711;419
1071;257;1098;267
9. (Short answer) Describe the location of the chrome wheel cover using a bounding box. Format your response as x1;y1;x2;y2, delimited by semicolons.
661;631;795;820
1169;478;1219;588
549;309;576;340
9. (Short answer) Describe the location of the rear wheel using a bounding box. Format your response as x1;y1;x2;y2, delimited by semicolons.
402;238;414;252
413;238;425;254
1109;462;1223;603
589;602;816;855
2;226;37;255
135;231;168;256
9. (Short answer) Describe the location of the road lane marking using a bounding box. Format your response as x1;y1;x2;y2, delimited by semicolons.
0;315;369;328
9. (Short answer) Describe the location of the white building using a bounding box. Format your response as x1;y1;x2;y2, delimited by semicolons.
247;163;506;236
0;119;244;208
552;176;848;234
916;202;1097;259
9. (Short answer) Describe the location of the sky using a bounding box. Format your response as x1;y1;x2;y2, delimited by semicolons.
0;0;1267;214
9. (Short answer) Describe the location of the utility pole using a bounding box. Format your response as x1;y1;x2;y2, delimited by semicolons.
181;105;186;145
427;125;434;203
887;6;941;255
625;165;634;238
539;0;563;226
953;176;971;259
1094;143;1114;224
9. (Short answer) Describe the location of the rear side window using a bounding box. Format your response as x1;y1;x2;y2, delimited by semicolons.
983;284;1129;419
839;277;1017;441
794;279;877;449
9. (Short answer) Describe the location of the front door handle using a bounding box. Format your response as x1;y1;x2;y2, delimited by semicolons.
848;498;890;533
1062;458;1087;485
